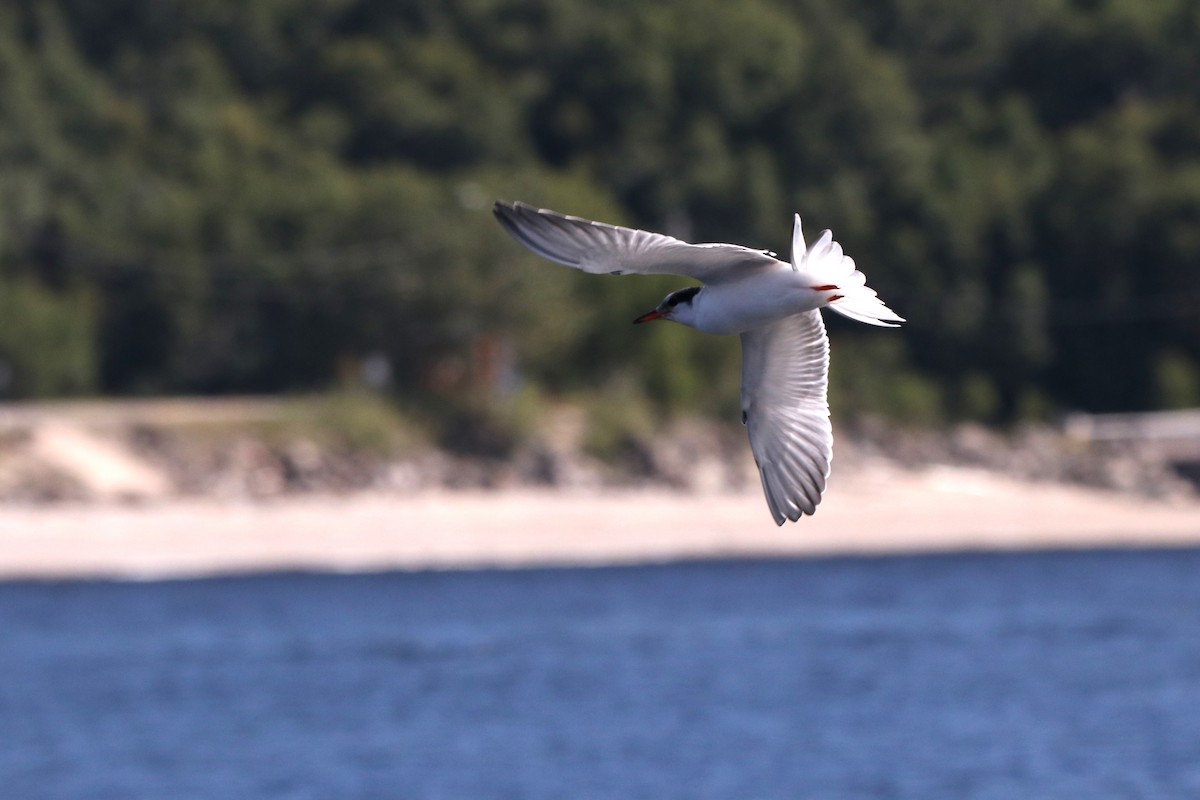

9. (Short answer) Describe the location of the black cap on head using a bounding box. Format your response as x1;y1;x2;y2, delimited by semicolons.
664;286;700;308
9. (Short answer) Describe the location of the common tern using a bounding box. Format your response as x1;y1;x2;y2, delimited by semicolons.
493;201;904;525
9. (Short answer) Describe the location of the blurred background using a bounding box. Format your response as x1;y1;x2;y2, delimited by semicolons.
1;0;1198;429
4;2;1200;797
2;0;1199;502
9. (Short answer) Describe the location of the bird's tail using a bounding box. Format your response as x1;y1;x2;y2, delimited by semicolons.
790;214;905;328
825;284;906;327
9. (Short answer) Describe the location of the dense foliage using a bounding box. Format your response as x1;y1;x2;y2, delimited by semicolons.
1;0;1198;422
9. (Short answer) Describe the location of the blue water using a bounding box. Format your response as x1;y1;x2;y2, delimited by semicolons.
4;550;1200;799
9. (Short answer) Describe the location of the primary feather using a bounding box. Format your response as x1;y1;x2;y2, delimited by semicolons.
494;201;782;283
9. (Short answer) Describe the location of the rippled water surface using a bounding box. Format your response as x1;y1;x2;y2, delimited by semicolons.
4;549;1200;799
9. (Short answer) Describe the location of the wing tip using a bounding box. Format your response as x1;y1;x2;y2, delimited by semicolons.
492;198;523;228
492;199;525;243
492;199;547;224
757;456;825;526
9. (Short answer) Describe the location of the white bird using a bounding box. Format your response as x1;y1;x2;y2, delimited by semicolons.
493;201;904;525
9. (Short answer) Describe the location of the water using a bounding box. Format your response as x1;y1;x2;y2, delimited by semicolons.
4;549;1200;799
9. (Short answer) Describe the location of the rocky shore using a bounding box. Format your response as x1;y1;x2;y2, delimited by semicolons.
0;400;1194;505
2;400;1198;579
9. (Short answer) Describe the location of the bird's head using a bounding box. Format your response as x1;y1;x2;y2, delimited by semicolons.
633;286;701;326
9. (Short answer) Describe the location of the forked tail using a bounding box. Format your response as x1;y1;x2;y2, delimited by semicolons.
790;214;905;328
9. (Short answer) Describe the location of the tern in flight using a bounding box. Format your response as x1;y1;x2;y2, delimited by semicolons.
494;201;903;525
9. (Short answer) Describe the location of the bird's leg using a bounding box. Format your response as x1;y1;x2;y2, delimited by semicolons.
813;283;843;302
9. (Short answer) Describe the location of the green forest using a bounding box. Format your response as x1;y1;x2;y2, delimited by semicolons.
1;0;1199;428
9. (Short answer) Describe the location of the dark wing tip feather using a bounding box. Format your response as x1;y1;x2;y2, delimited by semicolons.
492;199;523;239
492;200;585;267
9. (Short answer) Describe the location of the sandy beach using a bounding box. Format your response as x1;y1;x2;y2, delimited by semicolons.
1;463;1198;580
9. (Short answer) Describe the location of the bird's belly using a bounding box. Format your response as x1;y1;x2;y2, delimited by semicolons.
694;275;819;335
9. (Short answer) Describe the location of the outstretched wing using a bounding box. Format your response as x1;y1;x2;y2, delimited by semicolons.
494;201;783;284
739;310;833;525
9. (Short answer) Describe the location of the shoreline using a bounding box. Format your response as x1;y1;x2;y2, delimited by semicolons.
2;464;1199;580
